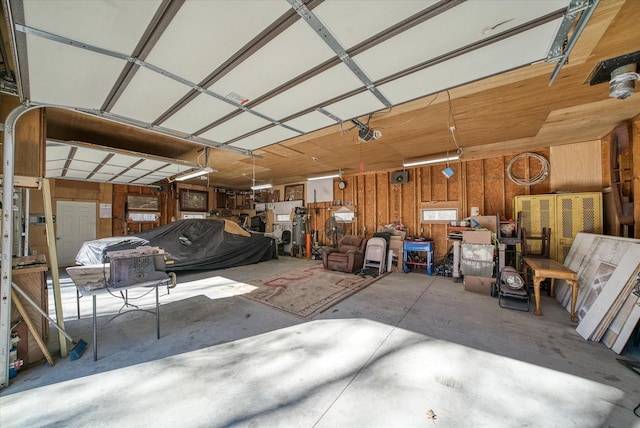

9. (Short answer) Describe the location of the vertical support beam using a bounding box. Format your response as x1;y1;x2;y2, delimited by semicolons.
42;178;67;357
461;162;467;219
501;156;507;216
632;119;640;239
23;188;29;256
1;104;28;388
416;168;423;236
480;160;486;214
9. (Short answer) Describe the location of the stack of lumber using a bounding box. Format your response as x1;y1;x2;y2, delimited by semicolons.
554;233;640;354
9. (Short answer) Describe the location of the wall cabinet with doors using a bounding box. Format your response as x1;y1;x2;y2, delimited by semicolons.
514;192;603;263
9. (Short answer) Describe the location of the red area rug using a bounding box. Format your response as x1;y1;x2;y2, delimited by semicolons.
242;264;387;318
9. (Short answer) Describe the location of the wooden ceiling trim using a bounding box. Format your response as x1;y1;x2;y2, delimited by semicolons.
152;1;322;127
102;0;185;111
257;144;305;159
46;108;201;160
537;96;640;142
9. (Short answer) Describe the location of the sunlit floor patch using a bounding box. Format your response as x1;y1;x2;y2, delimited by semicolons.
0;318;623;428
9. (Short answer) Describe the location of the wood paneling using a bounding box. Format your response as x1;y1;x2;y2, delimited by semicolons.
550;141;603;192
632;116;640;239
0;94;45;180
329;149;555;259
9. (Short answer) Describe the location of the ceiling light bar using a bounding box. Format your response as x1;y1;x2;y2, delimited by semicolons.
251;183;273;191
307;173;340;181
403;154;460;168
173;166;214;182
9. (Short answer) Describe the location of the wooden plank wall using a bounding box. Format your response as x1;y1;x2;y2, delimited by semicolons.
550;140;603;192
26;124;640;259
111;185;165;236
307;150;551;260
0;94;45;179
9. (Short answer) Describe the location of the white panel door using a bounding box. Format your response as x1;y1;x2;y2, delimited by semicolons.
56;201;96;267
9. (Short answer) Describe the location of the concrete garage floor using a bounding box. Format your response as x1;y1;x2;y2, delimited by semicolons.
1;257;639;427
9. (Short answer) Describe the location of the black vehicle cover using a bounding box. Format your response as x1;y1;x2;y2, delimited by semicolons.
75;218;277;271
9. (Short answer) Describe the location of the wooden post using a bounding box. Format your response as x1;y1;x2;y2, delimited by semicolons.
42;179;67;357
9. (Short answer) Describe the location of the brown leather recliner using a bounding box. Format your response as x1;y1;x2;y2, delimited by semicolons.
322;235;367;273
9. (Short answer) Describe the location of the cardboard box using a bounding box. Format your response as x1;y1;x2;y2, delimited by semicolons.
464;275;494;294
391;252;403;272
389;240;403;250
468;215;497;233
393;230;407;241
377;226;407;241
461;243;494;261
462;230;492;244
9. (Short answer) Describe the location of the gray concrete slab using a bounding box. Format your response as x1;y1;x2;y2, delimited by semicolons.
1;257;639;427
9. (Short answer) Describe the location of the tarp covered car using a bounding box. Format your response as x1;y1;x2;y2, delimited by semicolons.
75;218;277;271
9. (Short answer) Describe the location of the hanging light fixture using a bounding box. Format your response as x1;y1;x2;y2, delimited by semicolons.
307;169;342;181
403;152;461;168
251;183;273;191
171;148;216;181
171;166;215;182
249;158;272;191
402;90;463;175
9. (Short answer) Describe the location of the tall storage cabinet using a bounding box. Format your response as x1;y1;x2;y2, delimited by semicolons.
514;192;602;263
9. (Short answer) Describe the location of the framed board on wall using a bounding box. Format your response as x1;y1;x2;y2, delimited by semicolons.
127;194;159;211
179;189;208;212
284;184;304;202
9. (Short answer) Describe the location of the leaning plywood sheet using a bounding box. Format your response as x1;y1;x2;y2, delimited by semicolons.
612;298;640;354
574;245;640;340
601;290;640;350
555;233;640;314
592;270;640;342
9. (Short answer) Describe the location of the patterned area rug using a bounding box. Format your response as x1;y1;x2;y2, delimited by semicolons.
241;264;387;318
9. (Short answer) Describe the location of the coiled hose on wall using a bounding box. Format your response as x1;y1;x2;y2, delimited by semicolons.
507;152;550;186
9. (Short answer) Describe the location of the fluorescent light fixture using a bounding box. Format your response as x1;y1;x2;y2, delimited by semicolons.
251;183;273;191
307;174;340;181
403;154;460;168
173;166;214;181
307;169;342;181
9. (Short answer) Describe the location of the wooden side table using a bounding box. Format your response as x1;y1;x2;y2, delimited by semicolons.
523;257;579;323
